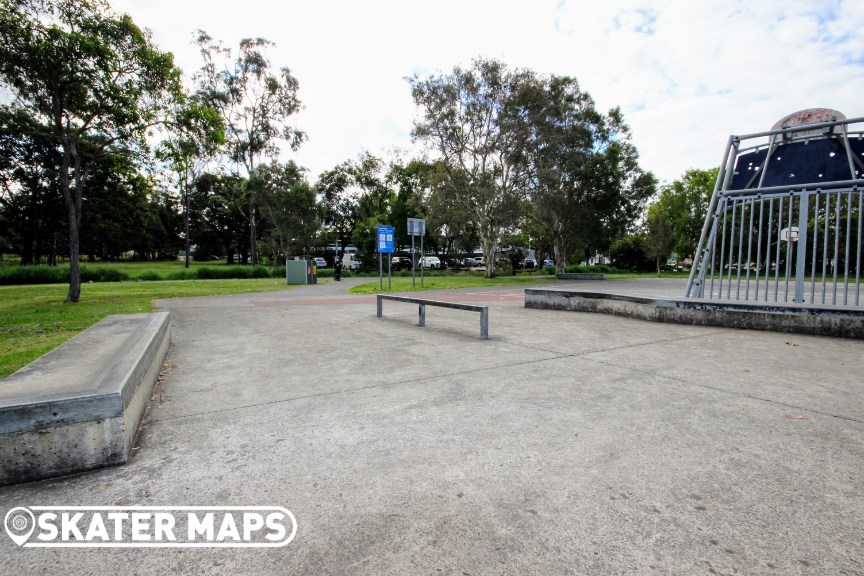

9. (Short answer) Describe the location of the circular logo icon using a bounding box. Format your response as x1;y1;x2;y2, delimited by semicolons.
4;507;35;546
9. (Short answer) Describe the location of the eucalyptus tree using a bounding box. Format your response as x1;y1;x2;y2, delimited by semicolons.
158;99;225;267
516;75;655;272
410;58;533;277
195;32;304;266
0;0;183;301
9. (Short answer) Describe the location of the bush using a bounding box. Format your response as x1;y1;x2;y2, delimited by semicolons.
165;269;196;281
0;266;68;285
609;235;653;272
137;270;164;281
0;265;133;285
82;267;131;282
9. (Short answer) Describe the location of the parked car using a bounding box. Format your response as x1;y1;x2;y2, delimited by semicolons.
420;256;441;269
475;256;486;268
543;259;555;267
342;253;361;271
312;257;327;268
460;257;479;268
519;258;537;270
391;256;412;271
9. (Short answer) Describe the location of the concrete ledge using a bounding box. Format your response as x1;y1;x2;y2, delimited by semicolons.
0;312;171;485
557;273;606;280
525;289;864;339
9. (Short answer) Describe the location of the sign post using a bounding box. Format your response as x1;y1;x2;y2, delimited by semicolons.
377;225;395;292
407;217;426;289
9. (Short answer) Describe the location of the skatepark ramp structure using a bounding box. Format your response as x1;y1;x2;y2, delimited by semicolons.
685;109;864;307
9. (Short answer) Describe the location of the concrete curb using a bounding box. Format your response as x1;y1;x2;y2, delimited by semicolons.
525;289;864;339
0;312;171;485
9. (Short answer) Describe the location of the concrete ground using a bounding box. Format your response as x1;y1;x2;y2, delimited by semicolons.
1;277;862;575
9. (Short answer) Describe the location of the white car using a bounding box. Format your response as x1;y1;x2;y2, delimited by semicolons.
420;256;441;269
312;257;327;268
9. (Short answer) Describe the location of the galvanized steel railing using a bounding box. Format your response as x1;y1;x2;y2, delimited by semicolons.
685;114;864;307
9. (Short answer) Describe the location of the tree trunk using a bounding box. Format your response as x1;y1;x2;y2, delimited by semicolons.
553;238;567;275
249;202;257;266
478;221;497;278
184;186;190;268
65;204;81;302
656;256;661;277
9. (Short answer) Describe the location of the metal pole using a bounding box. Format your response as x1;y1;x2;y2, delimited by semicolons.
784;196;793;301
856;189;862;306
774;196;783;302
764;197;774;301
794;191;809;303
735;199;745;299
388;253;392;291
718;198;729;299
379;251;383;291
745;199;755;300
685;136;735;297
421;234;424;288
844;191;852;304
727;199;738;299
411;233;415;288
822;194;830;304
811;192;820;304
755;197;764;301
834;190;841;304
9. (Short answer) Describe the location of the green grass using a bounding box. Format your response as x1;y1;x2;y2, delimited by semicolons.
0;278;297;378
349;275;557;294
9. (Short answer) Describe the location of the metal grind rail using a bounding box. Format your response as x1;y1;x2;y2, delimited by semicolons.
376;294;489;339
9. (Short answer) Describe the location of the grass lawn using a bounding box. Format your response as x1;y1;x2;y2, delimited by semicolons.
0;278;295;378
349;275;557;294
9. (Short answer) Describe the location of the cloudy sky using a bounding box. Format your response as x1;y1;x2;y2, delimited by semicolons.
115;0;864;184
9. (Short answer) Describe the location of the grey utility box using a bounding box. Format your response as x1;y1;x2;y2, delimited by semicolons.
286;260;317;285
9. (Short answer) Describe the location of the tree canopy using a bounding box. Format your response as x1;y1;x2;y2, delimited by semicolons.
0;0;183;301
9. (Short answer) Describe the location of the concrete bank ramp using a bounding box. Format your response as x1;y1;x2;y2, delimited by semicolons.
0;312;171;485
525;289;864;339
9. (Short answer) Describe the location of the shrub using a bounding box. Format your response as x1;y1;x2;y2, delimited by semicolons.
0;265;68;285
165;269;196;281
137;270;164;281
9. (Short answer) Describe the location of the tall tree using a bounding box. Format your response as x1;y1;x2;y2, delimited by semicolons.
195;32;304;266
387;159;436;250
517;75;655;272
249;161;319;263
191;172;248;263
0;0;183;301
317;154;390;261
158;98;225;267
644;202;675;276
410;58;532;277
656;167;718;263
0;106;64;265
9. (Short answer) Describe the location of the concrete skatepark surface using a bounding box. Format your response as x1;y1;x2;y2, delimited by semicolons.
1;277;862;575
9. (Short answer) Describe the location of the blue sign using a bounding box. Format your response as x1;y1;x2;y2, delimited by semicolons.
377;225;395;253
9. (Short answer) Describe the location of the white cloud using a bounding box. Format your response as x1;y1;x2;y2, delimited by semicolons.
116;0;864;184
